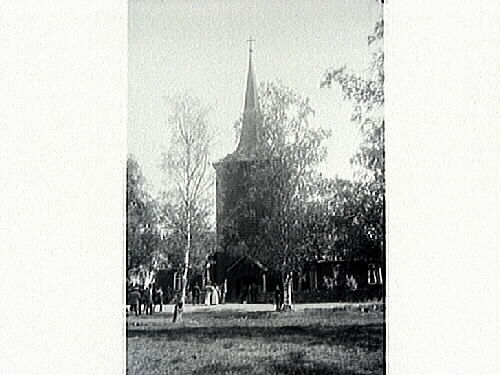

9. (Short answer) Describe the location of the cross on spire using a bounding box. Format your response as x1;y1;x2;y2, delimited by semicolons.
247;36;255;53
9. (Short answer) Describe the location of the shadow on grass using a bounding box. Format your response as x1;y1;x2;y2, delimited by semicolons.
181;309;279;320
191;352;371;375
127;322;383;351
182;309;371;320
271;362;368;375
270;351;375;374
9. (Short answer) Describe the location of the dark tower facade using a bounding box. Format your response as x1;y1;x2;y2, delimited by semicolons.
211;44;272;300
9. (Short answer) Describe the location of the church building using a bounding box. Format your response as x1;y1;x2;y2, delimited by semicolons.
211;43;277;302
209;44;384;303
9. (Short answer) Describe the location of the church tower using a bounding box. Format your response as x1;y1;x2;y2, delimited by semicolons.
214;40;261;245
211;41;269;297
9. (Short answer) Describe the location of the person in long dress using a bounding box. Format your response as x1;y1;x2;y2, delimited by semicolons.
204;285;212;305
192;283;201;305
211;285;219;305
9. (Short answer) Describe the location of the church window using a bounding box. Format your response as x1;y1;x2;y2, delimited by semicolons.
173;272;183;291
368;264;383;284
378;267;383;284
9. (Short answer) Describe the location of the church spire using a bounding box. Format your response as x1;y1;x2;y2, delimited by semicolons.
236;37;260;157
244;37;257;113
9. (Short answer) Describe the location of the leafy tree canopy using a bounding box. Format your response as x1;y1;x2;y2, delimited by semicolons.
321;18;385;256
127;155;163;272
231;81;331;273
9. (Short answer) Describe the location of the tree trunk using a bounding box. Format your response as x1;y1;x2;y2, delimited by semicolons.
282;272;294;311
181;244;189;303
181;209;191;304
175;204;191;323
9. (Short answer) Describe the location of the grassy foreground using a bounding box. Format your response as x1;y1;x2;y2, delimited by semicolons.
127;306;384;375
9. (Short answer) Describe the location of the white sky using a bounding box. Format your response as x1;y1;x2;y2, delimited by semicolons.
128;0;383;194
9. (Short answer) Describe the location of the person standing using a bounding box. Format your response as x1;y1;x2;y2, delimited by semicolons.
221;279;227;304
192;283;201;305
213;285;220;305
172;294;184;322
145;286;153;315
204;285;213;305
156;286;164;312
129;288;141;317
274;285;282;312
139;288;146;315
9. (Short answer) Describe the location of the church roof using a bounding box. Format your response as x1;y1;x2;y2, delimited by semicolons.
243;50;258;119
215;41;261;166
236;45;260;157
226;255;268;273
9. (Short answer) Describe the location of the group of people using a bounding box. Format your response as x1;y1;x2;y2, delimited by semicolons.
127;284;164;316
128;280;289;314
128;282;287;315
127;281;227;317
191;282;225;305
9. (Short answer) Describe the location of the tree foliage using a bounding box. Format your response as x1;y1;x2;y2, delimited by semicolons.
321;18;385;253
230;81;331;306
158;194;215;274
310;177;383;263
321;19;384;179
126;155;163;273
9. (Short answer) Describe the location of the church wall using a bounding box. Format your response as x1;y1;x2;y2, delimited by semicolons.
216;159;265;253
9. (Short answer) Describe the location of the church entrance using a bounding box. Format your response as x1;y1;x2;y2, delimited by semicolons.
224;256;268;303
234;275;259;303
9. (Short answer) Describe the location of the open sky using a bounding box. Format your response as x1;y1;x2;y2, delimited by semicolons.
129;0;382;194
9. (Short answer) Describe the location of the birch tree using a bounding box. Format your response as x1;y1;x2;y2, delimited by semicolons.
161;95;214;312
233;81;330;310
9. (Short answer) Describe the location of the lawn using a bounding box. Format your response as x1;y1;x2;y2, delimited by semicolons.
127;305;384;375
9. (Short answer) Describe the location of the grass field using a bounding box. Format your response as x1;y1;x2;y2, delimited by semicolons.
127;305;384;375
